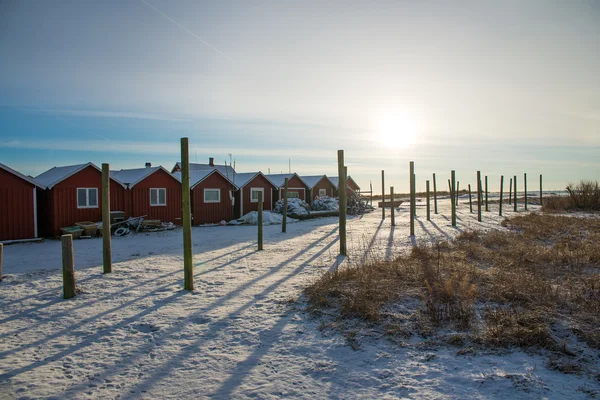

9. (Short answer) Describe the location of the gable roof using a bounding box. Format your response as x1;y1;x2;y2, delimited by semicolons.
172;168;238;190
111;166;177;188
264;173;308;189
329;176;360;190
231;171;274;189
171;162;236;177
0;163;46;189
35;163;97;189
299;175;335;189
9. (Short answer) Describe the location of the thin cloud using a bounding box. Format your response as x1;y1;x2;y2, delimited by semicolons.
40;108;188;122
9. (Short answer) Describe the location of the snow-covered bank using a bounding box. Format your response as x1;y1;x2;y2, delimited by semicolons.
1;199;598;399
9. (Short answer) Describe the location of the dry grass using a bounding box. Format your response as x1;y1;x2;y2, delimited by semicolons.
543;180;600;212
305;213;600;356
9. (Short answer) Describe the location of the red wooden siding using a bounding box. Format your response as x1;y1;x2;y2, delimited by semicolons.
0;168;36;240
130;169;181;223
348;179;360;191
278;176;308;201
110;180;130;217
312;178;336;199
191;172;234;224
242;175;274;215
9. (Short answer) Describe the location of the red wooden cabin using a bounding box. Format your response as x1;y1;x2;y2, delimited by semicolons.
330;176;361;197
300;175;337;203
0;163;45;241
231;172;276;218
265;173;309;203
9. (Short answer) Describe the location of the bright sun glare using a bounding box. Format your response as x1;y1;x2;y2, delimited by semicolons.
375;114;418;148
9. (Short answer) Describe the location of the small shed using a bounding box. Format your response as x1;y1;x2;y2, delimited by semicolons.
231;172;276;218
111;166;182;224
173;169;237;225
330;175;361;197
300;175;337;203
35;163;127;237
0;163;45;241
265;173;309;203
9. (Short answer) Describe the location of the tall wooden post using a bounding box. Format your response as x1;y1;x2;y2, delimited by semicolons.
426;180;431;221
513;175;518;212
390;186;395;226
499;175;504;216
477;171;482;222
410;162;415;236
258;191;263;250
468;184;473;213
508;178;513;205
181;137;194;291
62;234;76;299
524;173;528;211
101;163;112;274
456;181;460;205
451;170;456;226
0;243;3;282
381;170;385;220
370;181;373;206
338;150;347;256
485;175;489;212
448;179;451;194
282;178;288;233
432;173;438;214
540;174;543;206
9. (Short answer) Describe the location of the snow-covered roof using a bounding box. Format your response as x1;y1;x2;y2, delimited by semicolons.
329;176;360;190
299;175;334;189
172;169;238;190
35;163;98;189
230;172;274;189
111;166;176;188
0;163;46;189
171;162;236;177
265;173;307;189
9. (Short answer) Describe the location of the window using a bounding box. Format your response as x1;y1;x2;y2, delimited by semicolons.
204;188;220;203
287;191;299;198
77;188;98;208
250;188;264;203
150;188;166;206
318;188;326;197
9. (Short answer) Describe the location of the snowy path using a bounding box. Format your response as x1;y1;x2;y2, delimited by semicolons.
1;198;598;399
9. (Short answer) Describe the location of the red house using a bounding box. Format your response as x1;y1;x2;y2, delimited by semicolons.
111;166;182;224
330;176;361;197
35;163;127;237
300;175;337;203
265;173;309;203
173;169;237;225
231;172;276;218
0;163;45;241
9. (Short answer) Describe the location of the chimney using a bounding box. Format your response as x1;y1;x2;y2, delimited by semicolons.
145;162;152;168
209;157;214;167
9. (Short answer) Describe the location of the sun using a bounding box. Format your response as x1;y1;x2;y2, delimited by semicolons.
375;113;418;148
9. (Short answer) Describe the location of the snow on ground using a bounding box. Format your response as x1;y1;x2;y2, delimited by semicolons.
1;198;599;399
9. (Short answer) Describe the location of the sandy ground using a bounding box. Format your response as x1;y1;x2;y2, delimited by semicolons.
1;196;599;399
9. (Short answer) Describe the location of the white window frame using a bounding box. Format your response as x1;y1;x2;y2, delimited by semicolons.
318;188;327;197
204;188;221;203
250;187;264;203
77;188;99;209
150;188;167;206
287;191;300;199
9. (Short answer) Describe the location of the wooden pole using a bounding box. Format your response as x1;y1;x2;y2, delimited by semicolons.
468;184;473;213
258;191;263;250
381;170;385;220
426;180;431;221
499;175;504;216
447;179;451;194
181;137;194;291
101;163;112;274
485;175;489;212
338;150;347;256
390;186;395;226
62;234;76;299
524;173;528;211
508;178;512;205
410;161;415;236
477;171;482;222
282;178;288;233
513;175;518;212
433;173;438;214
451;170;456;226
370;181;373;206
540;174;543;206
0;243;3;282
456;181;460;205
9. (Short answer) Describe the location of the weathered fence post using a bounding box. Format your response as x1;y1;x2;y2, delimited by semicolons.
338;150;347;256
433;173;438;214
410;161;415;236
381;170;385;220
540;174;543;206
101;163;112;274
426;180;431;221
456;181;460;205
513;175;518;212
485;175;489;212
468;184;473;213
258;191;263;250
451;170;456;226
509;178;513;205
62;234;76;299
524;173;528;211
181;137;194;290
282;178;288;233
477;171;482;222
390;186;395;226
0;243;3;282
499;175;504;216
448;179;451;195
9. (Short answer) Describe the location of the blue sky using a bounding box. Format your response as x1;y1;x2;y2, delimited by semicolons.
1;0;599;192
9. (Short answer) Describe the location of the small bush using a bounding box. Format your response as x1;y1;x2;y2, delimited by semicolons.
543;180;600;211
